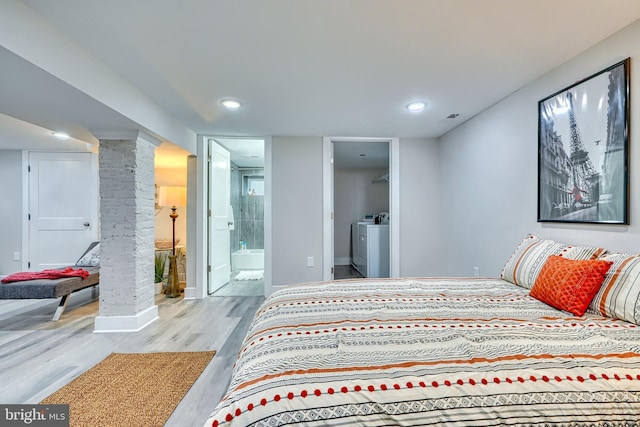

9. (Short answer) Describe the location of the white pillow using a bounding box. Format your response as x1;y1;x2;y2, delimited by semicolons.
76;242;100;267
501;234;606;289
588;253;640;325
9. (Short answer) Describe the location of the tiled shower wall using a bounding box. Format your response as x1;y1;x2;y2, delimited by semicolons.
230;163;264;251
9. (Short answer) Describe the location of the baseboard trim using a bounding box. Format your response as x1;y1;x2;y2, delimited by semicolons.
183;287;198;300
94;305;159;333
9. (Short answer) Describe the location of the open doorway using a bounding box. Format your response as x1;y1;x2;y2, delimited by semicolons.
154;141;191;297
332;141;390;280
322;137;400;281
210;138;265;296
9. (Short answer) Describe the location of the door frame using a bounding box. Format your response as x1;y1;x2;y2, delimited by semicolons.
322;137;400;280
190;135;272;299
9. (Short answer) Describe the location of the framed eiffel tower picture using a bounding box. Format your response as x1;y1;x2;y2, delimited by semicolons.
538;58;630;224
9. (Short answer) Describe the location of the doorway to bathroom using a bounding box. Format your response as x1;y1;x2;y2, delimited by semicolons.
211;138;265;296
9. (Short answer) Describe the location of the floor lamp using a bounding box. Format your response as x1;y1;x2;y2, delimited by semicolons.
158;186;187;298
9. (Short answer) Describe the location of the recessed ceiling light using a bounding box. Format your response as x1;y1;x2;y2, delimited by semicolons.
406;102;426;113
446;113;460;119
52;131;70;139
221;99;242;110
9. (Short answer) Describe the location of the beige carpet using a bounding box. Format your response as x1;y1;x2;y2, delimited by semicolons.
40;351;216;427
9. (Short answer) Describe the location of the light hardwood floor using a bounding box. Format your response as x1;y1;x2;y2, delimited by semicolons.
212;273;264;296
334;264;363;280
0;287;264;426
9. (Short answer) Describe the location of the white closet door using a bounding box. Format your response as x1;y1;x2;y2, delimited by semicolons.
28;151;97;270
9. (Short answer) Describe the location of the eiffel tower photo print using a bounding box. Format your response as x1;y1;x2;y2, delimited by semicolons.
538;58;629;224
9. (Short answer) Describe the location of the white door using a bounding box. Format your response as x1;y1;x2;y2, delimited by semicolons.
28;152;98;270
208;140;231;293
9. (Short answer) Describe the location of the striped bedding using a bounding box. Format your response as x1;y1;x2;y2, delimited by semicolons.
204;278;640;426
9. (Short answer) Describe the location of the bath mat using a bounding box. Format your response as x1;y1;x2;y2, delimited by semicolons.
236;270;263;280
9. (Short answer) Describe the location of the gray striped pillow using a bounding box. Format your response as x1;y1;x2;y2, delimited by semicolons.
588;253;640;325
501;234;606;289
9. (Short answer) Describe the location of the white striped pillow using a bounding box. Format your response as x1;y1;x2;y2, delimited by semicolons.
587;253;640;325
501;234;606;289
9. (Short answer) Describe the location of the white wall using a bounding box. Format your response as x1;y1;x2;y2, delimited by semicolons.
333;167;389;264
272;136;324;287
0;150;23;275
398;138;443;277
439;20;640;277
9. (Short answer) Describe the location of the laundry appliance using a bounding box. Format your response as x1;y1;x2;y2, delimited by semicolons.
351;214;390;278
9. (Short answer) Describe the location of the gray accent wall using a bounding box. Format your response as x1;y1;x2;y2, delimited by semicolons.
271;136;324;287
398;138;442;277
270;136;445;288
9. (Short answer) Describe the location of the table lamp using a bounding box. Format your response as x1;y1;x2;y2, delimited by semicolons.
158;186;187;298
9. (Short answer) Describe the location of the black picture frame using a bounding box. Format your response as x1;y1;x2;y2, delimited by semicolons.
538;58;630;224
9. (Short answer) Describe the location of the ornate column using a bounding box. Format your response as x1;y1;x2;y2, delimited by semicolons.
92;129;160;332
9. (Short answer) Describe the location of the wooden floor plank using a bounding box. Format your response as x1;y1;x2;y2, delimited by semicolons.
0;287;264;426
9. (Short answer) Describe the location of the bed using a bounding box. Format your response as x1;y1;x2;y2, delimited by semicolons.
205;235;640;426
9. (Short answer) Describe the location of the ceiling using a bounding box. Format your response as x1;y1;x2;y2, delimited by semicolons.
2;1;640;166
334;141;389;169
214;138;265;168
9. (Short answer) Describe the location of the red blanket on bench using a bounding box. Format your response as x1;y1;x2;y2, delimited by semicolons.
1;267;89;283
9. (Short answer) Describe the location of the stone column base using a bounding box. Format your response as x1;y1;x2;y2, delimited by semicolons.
94;305;159;333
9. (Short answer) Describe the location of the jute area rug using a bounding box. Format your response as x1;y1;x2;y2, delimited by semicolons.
40;351;216;427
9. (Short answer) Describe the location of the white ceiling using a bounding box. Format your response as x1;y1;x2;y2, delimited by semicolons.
214;138;265;168
334;141;389;169
0;112;91;151
2;1;640;166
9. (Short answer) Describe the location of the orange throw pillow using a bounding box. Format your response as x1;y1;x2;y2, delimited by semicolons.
530;255;612;316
